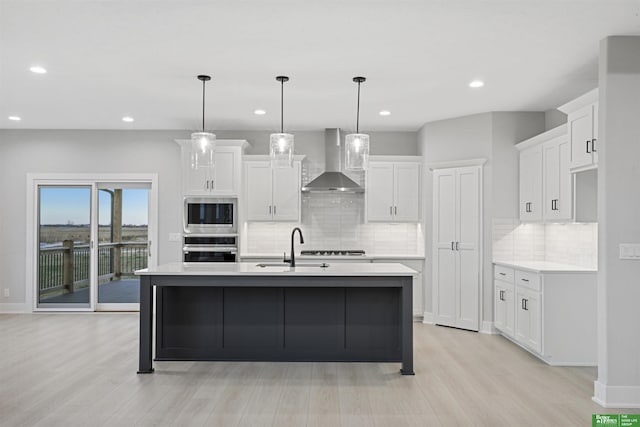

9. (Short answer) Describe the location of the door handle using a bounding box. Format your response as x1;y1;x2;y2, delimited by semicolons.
586;140;591;154
592;138;597;152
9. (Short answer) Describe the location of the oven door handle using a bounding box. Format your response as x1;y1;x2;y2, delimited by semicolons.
183;246;238;253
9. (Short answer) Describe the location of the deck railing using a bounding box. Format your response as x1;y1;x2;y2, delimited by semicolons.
39;241;148;295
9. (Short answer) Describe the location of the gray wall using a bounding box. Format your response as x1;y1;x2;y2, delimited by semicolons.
544;109;568;131
595;36;640;406
0;129;417;308
418;112;544;326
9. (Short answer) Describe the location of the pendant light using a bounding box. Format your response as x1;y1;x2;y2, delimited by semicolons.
270;76;294;168
191;74;216;170
345;76;370;171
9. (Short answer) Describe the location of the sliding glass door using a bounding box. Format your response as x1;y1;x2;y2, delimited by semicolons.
37;186;93;309
96;185;149;310
33;177;155;311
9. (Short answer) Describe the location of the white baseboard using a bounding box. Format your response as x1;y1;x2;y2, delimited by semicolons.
422;311;434;324
593;380;640;408
480;321;498;334
0;303;29;313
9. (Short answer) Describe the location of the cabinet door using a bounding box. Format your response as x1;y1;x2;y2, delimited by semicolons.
569;104;595;170
212;148;237;195
543;142;560;220
456;167;480;331
515;287;530;345
525;289;541;354
515;287;541;354
245;162;274;221
494;281;507;332
503;283;515;338
519;146;543;221
184;165;211;195
272;162;300;221
433;169;457;327
393;163;420;222
592;102;599;165
556;138;572;220
366;163;395;221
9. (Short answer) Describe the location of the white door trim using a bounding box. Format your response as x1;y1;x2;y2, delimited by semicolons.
26;173;158;312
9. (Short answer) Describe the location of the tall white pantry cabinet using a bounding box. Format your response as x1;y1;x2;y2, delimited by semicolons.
432;165;482;331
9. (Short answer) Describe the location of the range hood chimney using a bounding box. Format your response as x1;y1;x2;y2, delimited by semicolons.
301;128;364;193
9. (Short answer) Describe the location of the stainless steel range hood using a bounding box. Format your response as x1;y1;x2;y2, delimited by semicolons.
301;128;364;193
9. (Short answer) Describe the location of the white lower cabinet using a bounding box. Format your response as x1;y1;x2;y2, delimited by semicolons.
493;279;515;338
493;263;596;366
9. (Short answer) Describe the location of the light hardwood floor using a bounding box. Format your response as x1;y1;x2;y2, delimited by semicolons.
0;313;637;426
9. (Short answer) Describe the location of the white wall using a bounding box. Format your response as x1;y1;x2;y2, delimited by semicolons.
594;36;640;408
418;112;544;326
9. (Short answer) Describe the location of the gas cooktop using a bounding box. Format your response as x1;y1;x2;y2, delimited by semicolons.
300;250;366;256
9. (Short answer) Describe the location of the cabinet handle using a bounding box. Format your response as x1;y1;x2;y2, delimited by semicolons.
210;180;214;189
524;299;528;311
273;205;277;215
521;298;526;310
269;205;272;214
499;290;504;301
455;241;460;251
451;242;455;251
394;206;397;215
390;206;393;215
586;140;591;154
521;278;529;282
592;138;597;152
499;272;506;276
206;180;209;190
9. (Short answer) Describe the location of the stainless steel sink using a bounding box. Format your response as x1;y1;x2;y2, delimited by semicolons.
256;262;329;268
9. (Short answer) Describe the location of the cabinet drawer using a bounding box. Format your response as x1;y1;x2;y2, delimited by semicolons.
494;265;514;283
515;270;541;291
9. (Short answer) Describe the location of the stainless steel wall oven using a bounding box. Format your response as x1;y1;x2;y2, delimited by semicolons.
182;235;238;263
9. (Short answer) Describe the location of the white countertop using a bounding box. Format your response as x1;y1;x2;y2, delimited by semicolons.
240;253;426;261
136;262;417;276
494;260;597;273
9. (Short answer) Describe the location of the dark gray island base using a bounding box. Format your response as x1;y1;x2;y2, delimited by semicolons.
137;263;415;375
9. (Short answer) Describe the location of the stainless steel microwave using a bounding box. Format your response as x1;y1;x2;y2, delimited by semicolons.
183;197;237;234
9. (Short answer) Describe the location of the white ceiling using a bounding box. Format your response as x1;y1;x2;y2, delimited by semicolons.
1;0;640;132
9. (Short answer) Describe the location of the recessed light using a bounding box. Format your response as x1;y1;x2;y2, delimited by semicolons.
122;116;134;123
29;66;47;74
254;109;266;115
469;80;484;88
379;110;391;116
8;116;21;121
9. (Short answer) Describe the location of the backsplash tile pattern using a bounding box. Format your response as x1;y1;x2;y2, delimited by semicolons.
492;218;598;268
244;192;424;255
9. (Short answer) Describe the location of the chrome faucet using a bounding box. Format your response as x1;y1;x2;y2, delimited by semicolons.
284;227;304;267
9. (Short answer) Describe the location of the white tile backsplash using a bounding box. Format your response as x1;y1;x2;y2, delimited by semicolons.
244;192;424;255
492;218;598;268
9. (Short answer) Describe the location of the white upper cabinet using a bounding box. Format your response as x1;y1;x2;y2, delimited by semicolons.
516;125;571;222
519;145;543;222
366;157;421;222
542;136;572;221
244;158;302;222
177;140;248;196
558;89;598;172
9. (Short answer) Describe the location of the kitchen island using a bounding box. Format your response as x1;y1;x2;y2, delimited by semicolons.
136;262;416;375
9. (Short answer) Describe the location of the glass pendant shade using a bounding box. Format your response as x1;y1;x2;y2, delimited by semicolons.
191;131;216;169
345;132;370;170
270;132;294;168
